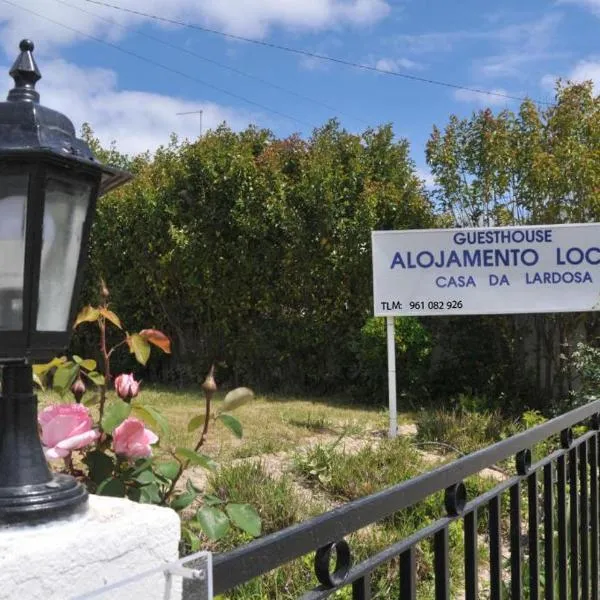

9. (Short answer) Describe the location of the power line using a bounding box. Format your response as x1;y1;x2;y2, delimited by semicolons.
0;0;311;128
81;0;551;106
52;0;368;125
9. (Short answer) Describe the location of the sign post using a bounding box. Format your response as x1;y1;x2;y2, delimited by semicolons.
372;223;600;437
386;316;397;438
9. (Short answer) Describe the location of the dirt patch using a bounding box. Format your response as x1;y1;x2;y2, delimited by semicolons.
181;421;507;517
183;430;388;494
183;423;418;495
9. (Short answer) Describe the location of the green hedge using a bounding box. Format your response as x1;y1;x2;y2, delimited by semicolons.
77;121;434;393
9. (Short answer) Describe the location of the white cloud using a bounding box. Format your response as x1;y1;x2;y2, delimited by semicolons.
394;30;470;55
299;55;330;71
491;13;561;51
199;0;390;37
394;12;561;58
540;73;558;92
374;57;421;72
561;0;600;15
541;57;600;95
569;58;600;91
476;14;562;81
2;59;256;155
476;52;565;79
398;13;561;83
0;0;391;54
453;87;511;107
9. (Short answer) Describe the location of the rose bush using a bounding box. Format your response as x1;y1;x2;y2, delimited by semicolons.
35;281;260;548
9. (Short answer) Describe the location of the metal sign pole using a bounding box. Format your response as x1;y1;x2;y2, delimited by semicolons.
386;316;397;438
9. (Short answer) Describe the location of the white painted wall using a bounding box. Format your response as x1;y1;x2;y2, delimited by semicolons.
0;495;181;600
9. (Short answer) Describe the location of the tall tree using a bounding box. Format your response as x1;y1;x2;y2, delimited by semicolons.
425;81;600;408
426;81;600;226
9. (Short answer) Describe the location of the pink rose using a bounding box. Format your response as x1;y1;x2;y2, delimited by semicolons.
114;373;141;402
112;418;158;459
38;404;100;460
71;377;86;403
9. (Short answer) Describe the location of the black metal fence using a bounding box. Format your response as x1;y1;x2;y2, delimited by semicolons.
207;400;600;599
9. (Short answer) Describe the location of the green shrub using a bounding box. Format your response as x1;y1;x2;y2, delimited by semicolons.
558;341;600;413
349;316;431;406
293;435;345;486
294;436;423;501
79;122;434;394
415;408;508;456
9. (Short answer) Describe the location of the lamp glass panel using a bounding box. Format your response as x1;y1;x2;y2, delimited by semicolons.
0;174;28;330
37;176;91;332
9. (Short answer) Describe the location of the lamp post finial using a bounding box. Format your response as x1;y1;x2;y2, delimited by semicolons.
8;39;41;103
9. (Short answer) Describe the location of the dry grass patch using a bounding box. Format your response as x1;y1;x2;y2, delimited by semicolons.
38;387;394;462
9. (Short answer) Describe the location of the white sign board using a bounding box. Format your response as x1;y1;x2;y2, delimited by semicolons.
372;224;600;317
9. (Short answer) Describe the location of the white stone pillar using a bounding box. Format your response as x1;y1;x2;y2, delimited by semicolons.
0;495;181;600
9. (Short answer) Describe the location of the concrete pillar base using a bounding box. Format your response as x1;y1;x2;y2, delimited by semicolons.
0;494;181;600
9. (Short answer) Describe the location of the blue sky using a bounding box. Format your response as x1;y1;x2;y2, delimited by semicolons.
1;0;599;182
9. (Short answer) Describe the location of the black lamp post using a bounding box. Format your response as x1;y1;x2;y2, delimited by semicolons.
0;40;132;523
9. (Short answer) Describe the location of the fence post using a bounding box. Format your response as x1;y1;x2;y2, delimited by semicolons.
386;316;397;438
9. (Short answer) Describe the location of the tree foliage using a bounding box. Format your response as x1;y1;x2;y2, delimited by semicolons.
425;81;600;409
79;120;433;394
426;81;600;226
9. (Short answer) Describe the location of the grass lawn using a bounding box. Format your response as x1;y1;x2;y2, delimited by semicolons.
40;387;399;461
38;386;518;599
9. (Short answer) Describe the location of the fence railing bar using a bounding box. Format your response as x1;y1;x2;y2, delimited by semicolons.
229;479;527;600
463;509;477;600
460;434;593;512
290;462;562;600
299;517;453;600
286;463;567;600
221;431;598;598
510;483;522;600
212;401;600;592
399;546;417;600
526;430;596;472
489;495;502;600
556;454;568;600
351;574;371;600
434;528;450;600
297;469;555;600
527;471;539;600
590;434;599;600
569;446;579;600
579;441;589;599
543;462;554;600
